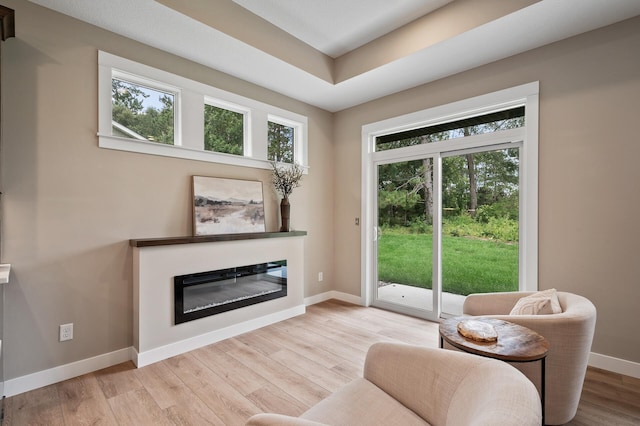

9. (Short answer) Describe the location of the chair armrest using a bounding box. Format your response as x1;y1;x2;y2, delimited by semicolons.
362;343;485;424
363;343;541;425
246;413;328;426
463;291;532;315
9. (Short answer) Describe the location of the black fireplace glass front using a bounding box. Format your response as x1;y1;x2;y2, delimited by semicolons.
174;260;287;324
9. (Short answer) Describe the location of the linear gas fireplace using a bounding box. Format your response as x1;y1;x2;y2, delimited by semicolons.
174;260;287;324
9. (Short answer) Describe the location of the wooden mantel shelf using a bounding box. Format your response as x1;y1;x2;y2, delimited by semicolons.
0;5;15;41
130;231;307;248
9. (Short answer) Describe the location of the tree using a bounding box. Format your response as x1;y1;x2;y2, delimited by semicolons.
463;127;478;217
268;122;294;163
423;158;433;224
111;78;174;145
112;79;147;113
204;105;243;155
376;114;523;228
378;159;426;226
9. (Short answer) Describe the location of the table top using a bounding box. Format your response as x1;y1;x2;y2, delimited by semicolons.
439;316;549;362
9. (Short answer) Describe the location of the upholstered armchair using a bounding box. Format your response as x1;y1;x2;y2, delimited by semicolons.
462;291;596;425
246;342;541;426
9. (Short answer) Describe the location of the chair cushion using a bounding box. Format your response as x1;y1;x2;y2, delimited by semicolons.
510;288;562;315
301;378;429;426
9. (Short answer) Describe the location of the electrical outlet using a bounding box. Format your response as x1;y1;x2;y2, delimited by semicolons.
318;272;323;282
60;323;73;342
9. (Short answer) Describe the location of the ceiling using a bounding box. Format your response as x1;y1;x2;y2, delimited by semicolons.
27;0;640;112
230;0;453;58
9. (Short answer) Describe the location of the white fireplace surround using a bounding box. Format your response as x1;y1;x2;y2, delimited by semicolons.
132;233;306;367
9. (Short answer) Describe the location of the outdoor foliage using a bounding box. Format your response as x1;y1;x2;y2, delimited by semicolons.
377;114;523;294
204;104;244;155
377;115;522;230
111;78;174;144
268;121;294;163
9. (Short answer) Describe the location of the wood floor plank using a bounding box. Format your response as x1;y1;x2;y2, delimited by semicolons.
163;353;221;390
191;344;269;396
568;398;640;426
245;383;308;417
269;321;369;370
164;352;262;425
94;362;144;399
304;317;389;352
3;300;639;426
3;384;64;426
134;361;196;410
107;388;173;425
57;374;118;425
226;339;331;408
249;325;350;369
135;361;226;425
583;367;640;406
330;359;365;381
269;348;352;393
163;403;226;426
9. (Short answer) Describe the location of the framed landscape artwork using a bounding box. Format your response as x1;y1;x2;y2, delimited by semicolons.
192;176;266;236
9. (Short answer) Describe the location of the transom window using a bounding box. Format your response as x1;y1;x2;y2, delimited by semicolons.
204;101;246;156
111;74;178;145
98;51;308;172
376;107;525;151
268;120;294;163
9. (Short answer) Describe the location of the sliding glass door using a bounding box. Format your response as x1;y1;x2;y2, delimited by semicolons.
440;147;520;315
369;102;530;319
375;158;437;317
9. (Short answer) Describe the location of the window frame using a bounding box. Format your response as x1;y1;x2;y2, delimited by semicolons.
98;51;308;172
111;70;181;146
360;82;539;309
203;97;251;157
267;114;303;164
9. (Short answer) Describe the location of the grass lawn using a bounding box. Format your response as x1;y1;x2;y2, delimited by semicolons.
378;232;518;295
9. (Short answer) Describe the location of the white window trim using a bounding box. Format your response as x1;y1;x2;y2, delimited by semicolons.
360;82;539;309
98;51;308;172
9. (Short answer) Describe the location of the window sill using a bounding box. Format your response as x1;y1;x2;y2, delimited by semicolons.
99;133;302;171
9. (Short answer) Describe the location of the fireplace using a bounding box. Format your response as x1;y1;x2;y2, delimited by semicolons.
174;260;287;324
132;232;305;367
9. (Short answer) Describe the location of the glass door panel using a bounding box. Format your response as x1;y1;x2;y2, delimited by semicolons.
375;159;435;316
441;147;520;315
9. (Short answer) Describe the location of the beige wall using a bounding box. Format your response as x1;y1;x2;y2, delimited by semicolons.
1;0;639;384
334;16;640;363
1;0;334;379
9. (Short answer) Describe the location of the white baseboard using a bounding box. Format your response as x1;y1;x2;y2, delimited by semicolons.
134;304;306;367
4;305;306;397
589;351;640;379
305;290;362;306
4;347;132;397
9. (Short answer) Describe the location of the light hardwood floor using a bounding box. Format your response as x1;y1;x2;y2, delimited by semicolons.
3;300;640;425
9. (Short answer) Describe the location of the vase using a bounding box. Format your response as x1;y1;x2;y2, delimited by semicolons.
280;197;290;232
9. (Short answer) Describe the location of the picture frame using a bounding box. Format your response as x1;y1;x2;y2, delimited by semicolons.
192;176;266;236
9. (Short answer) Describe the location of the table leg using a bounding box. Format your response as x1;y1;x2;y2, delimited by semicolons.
541;357;546;426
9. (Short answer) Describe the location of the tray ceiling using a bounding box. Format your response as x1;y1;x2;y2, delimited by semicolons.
28;0;640;112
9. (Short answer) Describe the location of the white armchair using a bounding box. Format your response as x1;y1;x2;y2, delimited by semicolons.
462;291;596;425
